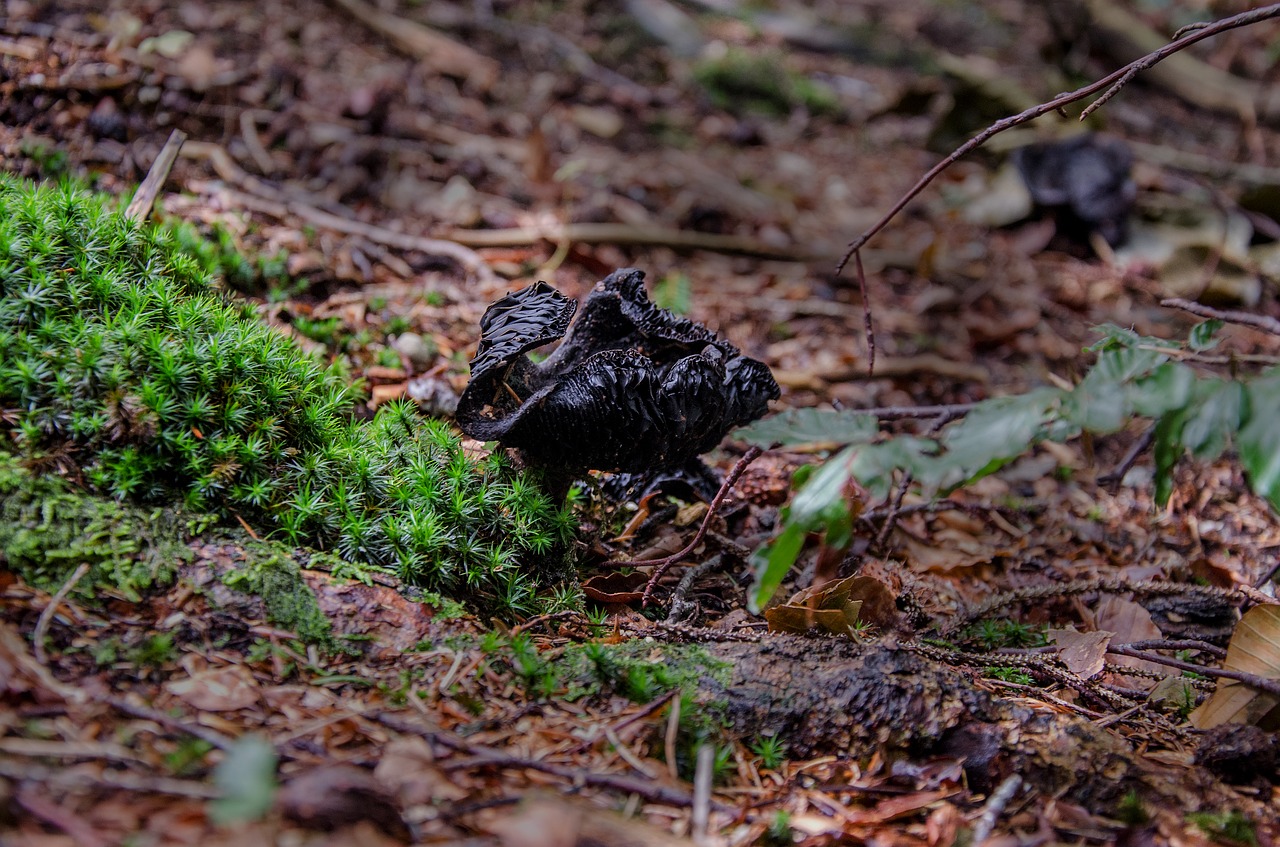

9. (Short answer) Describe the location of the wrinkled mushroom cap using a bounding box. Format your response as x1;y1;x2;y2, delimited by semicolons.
457;268;779;475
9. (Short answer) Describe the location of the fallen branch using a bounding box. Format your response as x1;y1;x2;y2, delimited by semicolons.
32;562;90;665
1107;644;1280;699
106;696;236;752
1161;297;1280;337
182;141;498;284
125;128;186;221
631;446;764;606
444;221;820;261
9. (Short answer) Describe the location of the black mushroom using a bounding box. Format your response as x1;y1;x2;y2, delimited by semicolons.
457;268;780;476
1011;133;1136;246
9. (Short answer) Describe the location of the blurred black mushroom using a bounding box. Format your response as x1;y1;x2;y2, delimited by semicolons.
457;269;779;480
1012;133;1136;246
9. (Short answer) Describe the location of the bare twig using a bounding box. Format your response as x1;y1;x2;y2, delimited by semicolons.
375;712;725;811
692;743;714;841
836;2;1280;276
1099;424;1155;488
634;446;764;606
1124;638;1227;659
32;562;90;665
106;696;236;752
1107;645;1280;698
873;471;912;552
183;141;498;284
509;609;582;637
445;221;817;261
971;774;1023;846
1160;297;1280;337
854;250;875;375
125;128;186;221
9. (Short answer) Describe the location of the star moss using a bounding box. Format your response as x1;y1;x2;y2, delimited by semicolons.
0;175;576;614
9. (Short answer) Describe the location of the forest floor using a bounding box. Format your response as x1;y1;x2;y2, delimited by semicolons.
3;0;1280;844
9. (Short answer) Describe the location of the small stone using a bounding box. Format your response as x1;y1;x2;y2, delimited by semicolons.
391;332;437;370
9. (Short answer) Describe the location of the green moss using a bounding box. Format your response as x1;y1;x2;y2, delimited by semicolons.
693;49;838;118
222;544;332;645
0;175;578;615
0;455;188;601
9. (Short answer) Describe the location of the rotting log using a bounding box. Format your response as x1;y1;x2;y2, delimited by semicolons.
702;635;1273;816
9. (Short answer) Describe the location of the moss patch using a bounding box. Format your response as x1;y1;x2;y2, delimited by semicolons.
0;175;578;615
221;542;332;645
0;455;188;601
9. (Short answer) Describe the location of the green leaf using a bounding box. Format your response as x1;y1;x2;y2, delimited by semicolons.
928;388;1061;491
736;408;878;450
1152;408;1187;507
749;524;807;614
748;447;860;611
1188;320;1223;351
1181;380;1243;460
1128;362;1195;418
209;734;277;826
1239;370;1280;513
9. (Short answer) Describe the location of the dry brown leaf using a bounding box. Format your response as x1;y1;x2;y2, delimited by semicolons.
374;737;468;804
164;665;260;711
764;574;895;636
1190;605;1280;730
1049;629;1112;680
1090;595;1167;688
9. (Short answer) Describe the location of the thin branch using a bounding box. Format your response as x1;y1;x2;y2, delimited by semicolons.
836;2;1280;275
970;775;1023;846
1160;297;1280;337
1107;645;1280;698
32;562;90;665
105;696;235;752
634;446;764;606
125;128;186;221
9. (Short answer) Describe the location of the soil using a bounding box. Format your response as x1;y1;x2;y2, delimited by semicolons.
3;0;1280;845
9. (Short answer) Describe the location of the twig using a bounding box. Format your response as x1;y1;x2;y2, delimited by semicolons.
1160;297;1280;337
665;695;681;782
970;774;1022;846
1099;424;1155;487
32;562;90;665
859;401;981;420
634;447;764;606
836;2;1280;275
1255;558;1280;589
125;129;186;221
181;141;498;284
1106;645;1280;698
444;221;818;261
509;609;582;637
106;696;236;752
666;555;724;624
872;471;912;552
1124;638;1227;659
238;110;276;176
15;786;110;847
692;743;714;841
563;689;680;755
0;758;219;799
374;712;724;811
854;250;875;375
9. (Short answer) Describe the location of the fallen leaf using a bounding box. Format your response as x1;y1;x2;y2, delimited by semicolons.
1049;629;1112;679
374;737;468;804
1090;595;1167;688
1191;604;1280;730
165;666;260;711
279;765;409;839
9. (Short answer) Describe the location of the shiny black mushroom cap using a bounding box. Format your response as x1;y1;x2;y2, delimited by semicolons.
457;268;779;474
